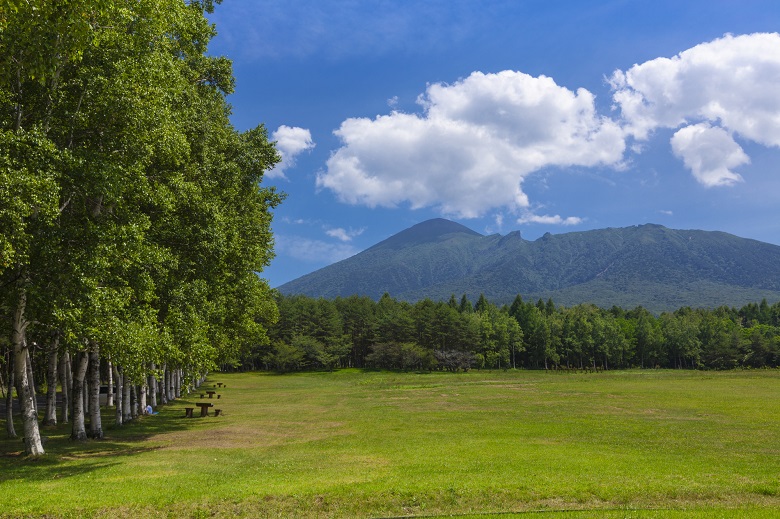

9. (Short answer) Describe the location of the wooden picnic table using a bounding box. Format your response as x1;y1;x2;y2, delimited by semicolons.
206;391;216;398
196;402;213;417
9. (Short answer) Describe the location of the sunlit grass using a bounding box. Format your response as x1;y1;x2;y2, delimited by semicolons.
2;369;780;518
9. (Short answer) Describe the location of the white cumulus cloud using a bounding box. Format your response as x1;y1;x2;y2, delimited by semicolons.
610;32;780;185
517;212;583;226
318;70;625;218
670;123;748;186
268;125;315;179
325;227;365;242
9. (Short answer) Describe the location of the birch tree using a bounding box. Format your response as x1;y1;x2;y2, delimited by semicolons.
1;0;282;453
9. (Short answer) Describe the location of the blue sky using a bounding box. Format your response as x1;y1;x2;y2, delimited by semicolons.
207;1;780;288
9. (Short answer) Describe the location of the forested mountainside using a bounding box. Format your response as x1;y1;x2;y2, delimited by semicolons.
279;219;780;312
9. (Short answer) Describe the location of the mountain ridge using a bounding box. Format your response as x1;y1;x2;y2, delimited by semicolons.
278;219;780;312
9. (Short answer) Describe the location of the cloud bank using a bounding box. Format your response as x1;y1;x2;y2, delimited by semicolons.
319;70;624;218
318;33;780;220
268;125;315;179
611;32;780;186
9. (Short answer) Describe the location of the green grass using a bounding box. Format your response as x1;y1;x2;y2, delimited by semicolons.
2;369;780;518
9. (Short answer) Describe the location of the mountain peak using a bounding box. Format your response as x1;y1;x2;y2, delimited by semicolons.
279;222;780;311
369;218;482;250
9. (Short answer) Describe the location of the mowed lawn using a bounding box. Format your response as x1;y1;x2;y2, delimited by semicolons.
2;369;780;518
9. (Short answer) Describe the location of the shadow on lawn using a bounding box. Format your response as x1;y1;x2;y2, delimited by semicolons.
0;397;209;483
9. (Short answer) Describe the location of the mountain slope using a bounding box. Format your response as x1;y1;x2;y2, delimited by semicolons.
277;220;780;312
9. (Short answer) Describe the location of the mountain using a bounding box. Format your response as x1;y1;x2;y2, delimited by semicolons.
277;219;780;312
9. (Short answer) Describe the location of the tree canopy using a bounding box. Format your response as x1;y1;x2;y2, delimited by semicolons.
255;294;780;373
1;0;282;454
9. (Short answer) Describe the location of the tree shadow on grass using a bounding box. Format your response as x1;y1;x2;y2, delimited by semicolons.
0;397;214;483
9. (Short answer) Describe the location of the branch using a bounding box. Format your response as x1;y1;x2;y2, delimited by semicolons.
59;193;73;213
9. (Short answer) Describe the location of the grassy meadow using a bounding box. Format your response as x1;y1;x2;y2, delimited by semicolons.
2;369;780;518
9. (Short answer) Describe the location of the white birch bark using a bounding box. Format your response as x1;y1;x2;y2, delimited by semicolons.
130;384;138;419
107;360;113;407
167;368;175;401
70;351;89;441
43;332;59;426
12;289;44;454
25;349;37;415
87;344;103;439
160;364;168;405
113;364;123;426
139;384;147;414
148;362;157;408
5;354;16;439
121;372;131;422
82;365;88;416
59;351;71;424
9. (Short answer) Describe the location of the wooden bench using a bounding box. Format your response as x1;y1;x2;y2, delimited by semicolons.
214;409;222;417
184;407;195;418
196;402;213;417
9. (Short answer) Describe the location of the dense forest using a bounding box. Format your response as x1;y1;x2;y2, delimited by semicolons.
249;293;780;373
0;1;281;455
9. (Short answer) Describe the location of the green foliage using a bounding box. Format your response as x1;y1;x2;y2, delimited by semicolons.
263;293;780;373
366;341;435;371
0;0;281;410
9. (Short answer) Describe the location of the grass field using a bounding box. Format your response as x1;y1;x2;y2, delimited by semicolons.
2;369;780;518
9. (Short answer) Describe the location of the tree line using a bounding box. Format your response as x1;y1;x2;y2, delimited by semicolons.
1;1;280;455
250;293;780;373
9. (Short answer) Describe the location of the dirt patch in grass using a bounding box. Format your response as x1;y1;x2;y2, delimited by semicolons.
153;420;351;450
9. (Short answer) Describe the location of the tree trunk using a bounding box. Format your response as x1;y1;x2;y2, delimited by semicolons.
59;350;71;424
140;384;147;414
107;360;114;407
43;332;59;426
70;351;89;441
168;368;174;400
87;344;103;439
12;288;44;455
160;364;168;405
148;362;157;408
130;384;138;419
82;365;88;416
168;368;175;401
122;372;131;422
25;349;38;415
113;364;123;426
5;353;17;439
175;368;181;398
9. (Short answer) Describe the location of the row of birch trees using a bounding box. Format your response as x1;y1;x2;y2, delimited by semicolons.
0;0;281;455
